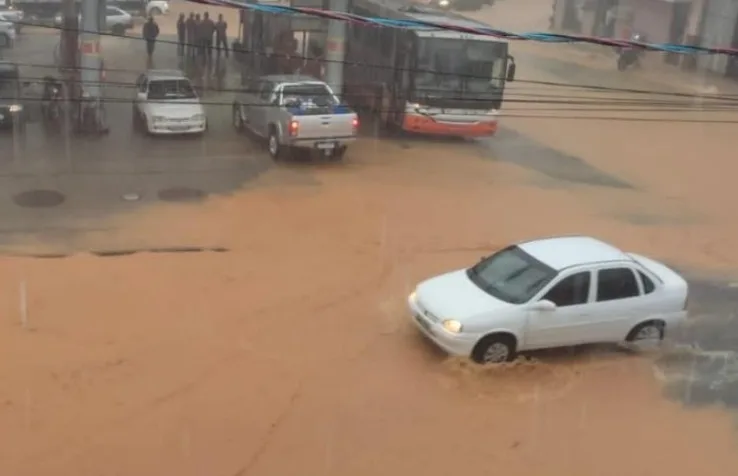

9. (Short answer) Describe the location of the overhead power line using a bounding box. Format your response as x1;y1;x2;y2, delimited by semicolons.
12;95;738;123
10;19;738;104
189;0;738;57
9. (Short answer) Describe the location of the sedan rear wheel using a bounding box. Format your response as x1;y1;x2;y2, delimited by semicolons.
626;321;665;349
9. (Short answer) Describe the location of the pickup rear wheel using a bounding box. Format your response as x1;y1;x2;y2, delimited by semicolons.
471;334;517;364
268;129;282;160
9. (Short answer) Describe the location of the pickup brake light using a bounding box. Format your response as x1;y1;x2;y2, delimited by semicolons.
288;119;299;136
352;117;359;130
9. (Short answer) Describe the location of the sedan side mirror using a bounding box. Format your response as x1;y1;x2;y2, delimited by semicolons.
530;299;556;312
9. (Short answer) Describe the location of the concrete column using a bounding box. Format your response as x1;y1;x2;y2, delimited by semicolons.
324;0;347;96
78;0;108;132
79;0;102;99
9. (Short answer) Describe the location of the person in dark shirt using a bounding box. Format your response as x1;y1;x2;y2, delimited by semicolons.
215;14;228;58
193;14;202;59
176;13;186;57
200;12;215;60
142;16;160;65
185;13;196;57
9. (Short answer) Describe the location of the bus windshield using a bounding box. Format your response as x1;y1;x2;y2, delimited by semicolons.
413;37;507;104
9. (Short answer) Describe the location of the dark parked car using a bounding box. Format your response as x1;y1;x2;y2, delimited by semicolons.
0;61;28;129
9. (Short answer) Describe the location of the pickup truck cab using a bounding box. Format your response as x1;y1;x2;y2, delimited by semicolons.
232;75;359;160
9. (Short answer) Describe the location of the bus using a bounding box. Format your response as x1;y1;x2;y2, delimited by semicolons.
343;1;516;137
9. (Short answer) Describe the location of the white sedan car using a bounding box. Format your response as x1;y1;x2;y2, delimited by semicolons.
132;70;206;135
53;6;133;35
408;235;689;364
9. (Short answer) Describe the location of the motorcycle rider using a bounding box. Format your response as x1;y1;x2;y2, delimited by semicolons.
40;75;63;121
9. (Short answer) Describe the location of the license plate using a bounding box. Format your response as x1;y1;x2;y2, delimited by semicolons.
168;125;189;131
316;142;336;150
414;313;431;332
443;109;470;115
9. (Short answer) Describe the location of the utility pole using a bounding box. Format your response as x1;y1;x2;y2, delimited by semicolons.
60;0;79;131
324;0;347;96
78;0;108;133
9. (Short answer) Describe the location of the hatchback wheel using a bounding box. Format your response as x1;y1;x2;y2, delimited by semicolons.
471;334;516;364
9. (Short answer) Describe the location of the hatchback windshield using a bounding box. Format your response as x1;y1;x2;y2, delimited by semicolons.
467;246;556;304
147;79;196;100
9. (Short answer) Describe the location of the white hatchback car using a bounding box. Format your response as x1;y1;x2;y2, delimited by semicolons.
133;70;206;135
408;235;689;364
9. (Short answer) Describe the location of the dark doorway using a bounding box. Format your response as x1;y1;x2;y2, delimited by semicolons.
665;1;690;65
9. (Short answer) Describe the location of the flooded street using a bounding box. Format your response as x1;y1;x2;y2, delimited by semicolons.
2;0;738;474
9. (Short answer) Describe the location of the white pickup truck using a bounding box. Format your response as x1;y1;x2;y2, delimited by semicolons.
232;75;359;160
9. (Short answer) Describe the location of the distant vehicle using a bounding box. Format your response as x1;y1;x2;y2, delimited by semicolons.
0;17;15;46
0;8;23;32
11;0;165;20
53;6;133;35
422;0;494;11
617;32;647;71
0;61;28;129
132;69;207;136
408;235;689;364
232;75;359;160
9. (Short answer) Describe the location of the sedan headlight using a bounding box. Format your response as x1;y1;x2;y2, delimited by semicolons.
8;104;23;113
442;319;463;334
192;113;206;121
408;290;417;303
152;115;166;122
439;0;450;6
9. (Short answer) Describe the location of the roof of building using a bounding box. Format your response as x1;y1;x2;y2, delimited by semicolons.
517;235;631;271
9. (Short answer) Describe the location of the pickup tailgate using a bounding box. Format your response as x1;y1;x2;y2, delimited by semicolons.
293;113;357;140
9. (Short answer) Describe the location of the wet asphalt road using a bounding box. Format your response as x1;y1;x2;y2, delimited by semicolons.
2;28;738;408
0;30;269;242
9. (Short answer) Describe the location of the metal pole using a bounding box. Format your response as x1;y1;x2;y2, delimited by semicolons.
79;0;107;133
324;0;347;96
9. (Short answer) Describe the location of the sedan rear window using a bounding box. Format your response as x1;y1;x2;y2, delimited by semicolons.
467;246;556;304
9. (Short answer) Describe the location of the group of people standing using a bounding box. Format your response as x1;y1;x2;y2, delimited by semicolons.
177;12;230;60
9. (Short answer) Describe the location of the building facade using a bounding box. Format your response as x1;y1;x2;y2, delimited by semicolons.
697;0;738;77
551;0;738;78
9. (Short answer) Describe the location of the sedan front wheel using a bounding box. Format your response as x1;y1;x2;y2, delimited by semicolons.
471;334;517;364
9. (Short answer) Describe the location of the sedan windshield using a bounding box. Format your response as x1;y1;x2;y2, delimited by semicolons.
467;246;556;304
147;79;196;100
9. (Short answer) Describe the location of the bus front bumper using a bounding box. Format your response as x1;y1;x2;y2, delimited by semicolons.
402;113;498;138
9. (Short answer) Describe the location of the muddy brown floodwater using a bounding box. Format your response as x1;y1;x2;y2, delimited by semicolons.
2;0;738;475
